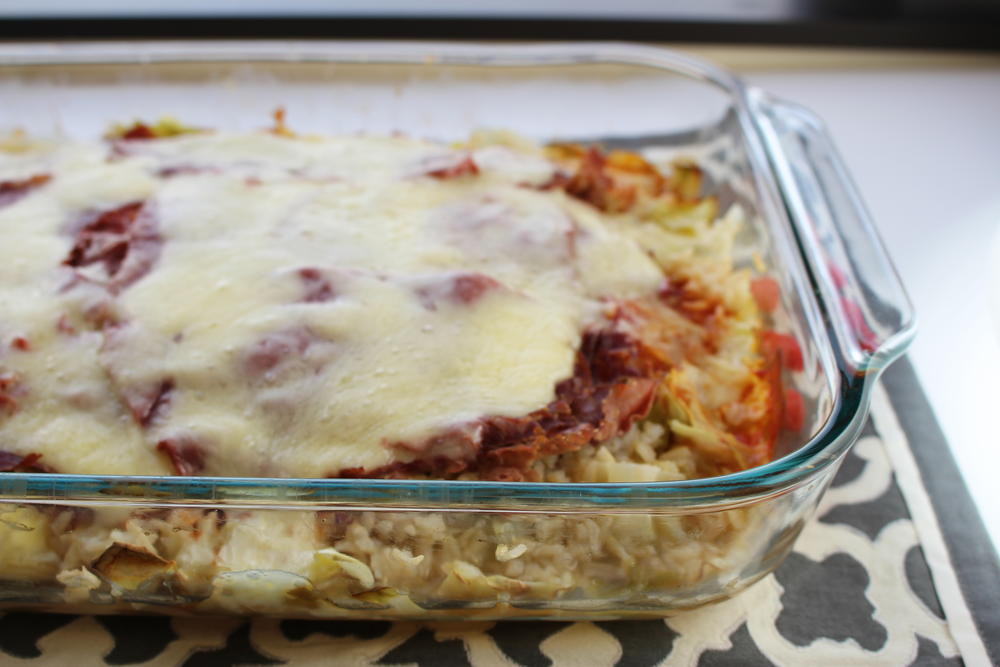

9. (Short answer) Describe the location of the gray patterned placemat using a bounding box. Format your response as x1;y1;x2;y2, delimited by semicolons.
0;358;996;666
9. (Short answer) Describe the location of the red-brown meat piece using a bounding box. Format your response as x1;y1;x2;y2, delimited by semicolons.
98;324;174;427
415;273;501;310
157;438;206;476
557;148;637;213
64;201;162;292
0;451;54;473
0;174;51;208
427;156;478;179
298;268;336;303
0;371;23;416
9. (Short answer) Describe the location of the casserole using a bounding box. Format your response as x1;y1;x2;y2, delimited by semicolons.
0;42;914;619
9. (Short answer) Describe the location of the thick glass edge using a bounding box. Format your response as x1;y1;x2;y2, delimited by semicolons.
0;40;903;511
0;39;739;86
745;90;917;373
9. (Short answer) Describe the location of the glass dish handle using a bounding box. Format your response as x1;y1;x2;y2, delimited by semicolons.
749;91;916;376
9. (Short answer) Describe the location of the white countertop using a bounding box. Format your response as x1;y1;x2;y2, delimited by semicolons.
688;47;1000;549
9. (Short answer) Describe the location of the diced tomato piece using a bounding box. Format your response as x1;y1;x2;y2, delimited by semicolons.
750;276;781;313
783;388;805;432
761;331;804;372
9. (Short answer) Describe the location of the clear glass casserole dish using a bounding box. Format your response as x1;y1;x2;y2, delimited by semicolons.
0;41;914;620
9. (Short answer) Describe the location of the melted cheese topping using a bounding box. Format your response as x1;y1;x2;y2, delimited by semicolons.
0;132;665;477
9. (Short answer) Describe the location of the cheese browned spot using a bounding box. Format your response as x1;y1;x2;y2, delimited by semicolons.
657;277;725;327
538;147;640;214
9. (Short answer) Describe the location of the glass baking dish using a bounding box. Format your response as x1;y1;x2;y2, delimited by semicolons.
0;41;914;620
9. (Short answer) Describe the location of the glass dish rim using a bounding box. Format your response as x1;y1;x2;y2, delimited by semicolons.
0;40;913;512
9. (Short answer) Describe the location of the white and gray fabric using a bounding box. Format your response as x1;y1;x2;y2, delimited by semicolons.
0;358;996;666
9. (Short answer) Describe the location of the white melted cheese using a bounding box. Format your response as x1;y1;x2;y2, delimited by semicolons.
0;132;664;477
